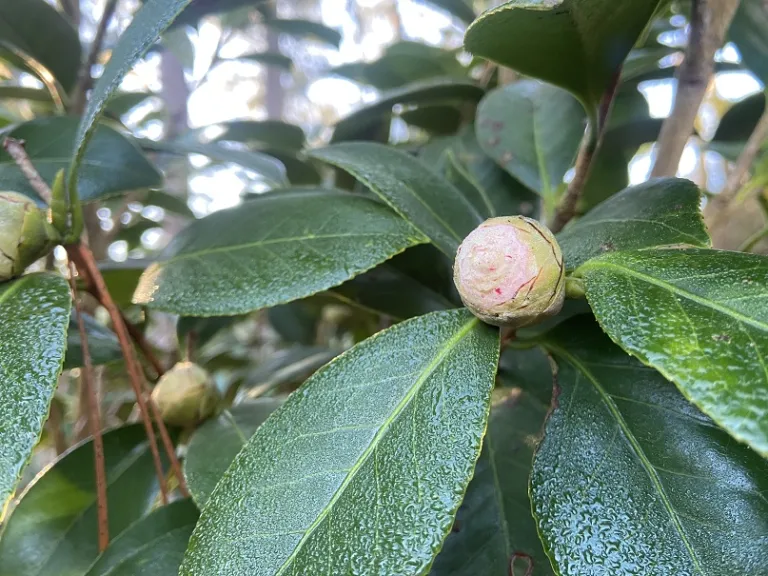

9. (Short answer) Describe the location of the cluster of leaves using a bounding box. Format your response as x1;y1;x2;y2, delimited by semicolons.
0;0;767;575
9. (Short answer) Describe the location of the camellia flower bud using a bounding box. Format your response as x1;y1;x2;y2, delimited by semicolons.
453;216;565;328
151;362;220;427
0;192;60;282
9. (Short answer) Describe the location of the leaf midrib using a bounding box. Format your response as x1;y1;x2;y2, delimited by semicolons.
161;231;421;263
545;344;706;574
580;259;768;332
273;317;479;575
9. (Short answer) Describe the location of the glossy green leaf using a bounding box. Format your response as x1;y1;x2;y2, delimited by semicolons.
577;249;768;456
0;117;162;204
84;499;199;576
0;274;70;512
416;0;475;23
330;78;484;143
184;400;283;507
0;425;168;576
730;0;768;84
64;312;122;370
138;139;287;187
423;127;539;220
70;0;193;195
0;0;81;92
465;0;662;111
133;189;427;316
401;105;463;136
534;318;768;575
476;80;585;206
205;120;305;151
558;178;711;270
267;302;321;345
309;143;483;257
333;243;458;321
431;357;554;576
241;347;339;397
264;19;341;48
179;309;499;576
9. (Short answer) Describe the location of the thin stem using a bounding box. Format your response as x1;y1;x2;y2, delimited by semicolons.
651;0;740;177
67;242;170;504
71;243;189;498
2;138;53;204
550;71;620;233
67;263;109;552
721;103;768;205
123;312;166;378
71;0;120;115
738;225;768;253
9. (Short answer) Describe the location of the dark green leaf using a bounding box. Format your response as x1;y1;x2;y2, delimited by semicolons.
0;0;81;92
431;355;554;576
729;0;768;84
331;78;484;143
534;317;768;575
70;0;194;195
206;120;305;151
64;312;122;370
138;138;287;187
234;51;293;71
401;105;463;135
0;117;162;204
268;302;320;345
465;0;662;111
179;309;499;575
264;19;341;48
184;400;283;506
712;92;766;143
331;251;458;321
85;499;199;576
558;178;711;270
133;189;427;316
309;143;483;257
96;260;149;308
0;86;52;103
105;92;156;117
330;42;466;90
142;190;193;218
476;80;585;208
424;127;539;220
241;346;340;397
0;425;169;576
177;315;238;351
578;248;768;456
0;274;70;511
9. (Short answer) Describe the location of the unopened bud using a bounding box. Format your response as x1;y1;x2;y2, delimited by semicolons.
0;192;60;281
151;362;220;427
454;216;565;328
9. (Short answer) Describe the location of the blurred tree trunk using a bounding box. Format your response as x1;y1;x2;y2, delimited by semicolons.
265;1;284;120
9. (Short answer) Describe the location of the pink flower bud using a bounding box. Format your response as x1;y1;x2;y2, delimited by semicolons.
454;216;565;328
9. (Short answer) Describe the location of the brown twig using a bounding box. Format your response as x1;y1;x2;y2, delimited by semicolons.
71;0;120;115
68;242;190;499
67;263;110;552
2;138;52;203
717;103;768;206
651;0;740;177
67;242;170;504
123;313;166;378
550;71;621;233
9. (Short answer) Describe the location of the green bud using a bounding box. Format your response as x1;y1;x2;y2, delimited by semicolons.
0;192;60;282
453;216;565;328
151;362;220;427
